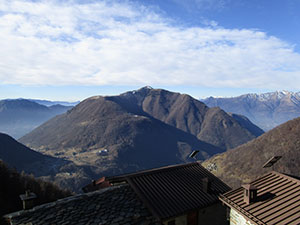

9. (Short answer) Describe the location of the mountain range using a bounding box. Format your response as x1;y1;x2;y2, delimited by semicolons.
28;99;79;107
20;87;263;152
0;99;73;138
203;91;300;131
16;87;263;191
203;116;300;188
3;87;300;194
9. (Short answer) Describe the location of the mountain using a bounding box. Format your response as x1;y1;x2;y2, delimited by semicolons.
0;132;99;192
0;99;72;138
18;87;263;186
18;94;225;190
203;116;300;188
19;92;223;170
28;99;80;107
203;91;300;131
116;87;263;150
20;87;263;153
0;132;67;177
15;87;265;192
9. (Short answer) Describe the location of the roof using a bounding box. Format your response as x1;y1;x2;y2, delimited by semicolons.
4;185;161;225
109;162;231;220
219;171;300;225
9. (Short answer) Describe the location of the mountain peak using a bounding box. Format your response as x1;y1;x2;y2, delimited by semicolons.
120;86;154;99
140;86;153;90
203;90;300;131
135;86;153;94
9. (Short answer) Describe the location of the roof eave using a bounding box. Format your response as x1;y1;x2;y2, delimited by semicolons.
219;194;265;225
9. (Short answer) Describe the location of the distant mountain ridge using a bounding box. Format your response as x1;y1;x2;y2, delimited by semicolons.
28;99;80;107
0;99;72;138
4;98;79;107
17;87;264;190
202;91;300;131
21;87;263;151
20;90;221;162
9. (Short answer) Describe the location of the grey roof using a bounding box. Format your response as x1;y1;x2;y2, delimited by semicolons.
220;171;300;225
108;162;231;220
4;185;161;225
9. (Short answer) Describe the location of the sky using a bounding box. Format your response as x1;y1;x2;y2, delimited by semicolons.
0;0;300;101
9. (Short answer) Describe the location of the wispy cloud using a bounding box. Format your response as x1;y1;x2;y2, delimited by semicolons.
0;0;299;89
171;0;231;11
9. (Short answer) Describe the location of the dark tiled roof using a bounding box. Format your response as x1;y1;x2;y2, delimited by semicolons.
109;162;231;220
4;185;161;225
220;171;300;225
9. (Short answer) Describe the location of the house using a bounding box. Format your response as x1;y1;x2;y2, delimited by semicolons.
219;171;300;225
84;162;231;225
4;162;230;225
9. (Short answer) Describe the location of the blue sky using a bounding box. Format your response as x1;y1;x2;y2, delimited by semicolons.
0;0;300;101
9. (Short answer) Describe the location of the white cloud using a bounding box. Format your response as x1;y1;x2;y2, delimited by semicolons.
0;0;300;89
171;0;230;11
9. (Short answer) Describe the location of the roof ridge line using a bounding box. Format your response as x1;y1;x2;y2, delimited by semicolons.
109;162;201;181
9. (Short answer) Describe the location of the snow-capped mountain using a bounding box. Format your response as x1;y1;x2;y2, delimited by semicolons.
202;91;300;131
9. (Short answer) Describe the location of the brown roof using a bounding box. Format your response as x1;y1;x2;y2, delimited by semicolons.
109;162;231;220
219;171;300;225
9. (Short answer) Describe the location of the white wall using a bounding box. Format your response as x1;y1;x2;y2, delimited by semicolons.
230;209;255;225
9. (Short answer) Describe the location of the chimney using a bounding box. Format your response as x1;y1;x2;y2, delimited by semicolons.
242;184;258;205
202;177;211;193
19;190;37;210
